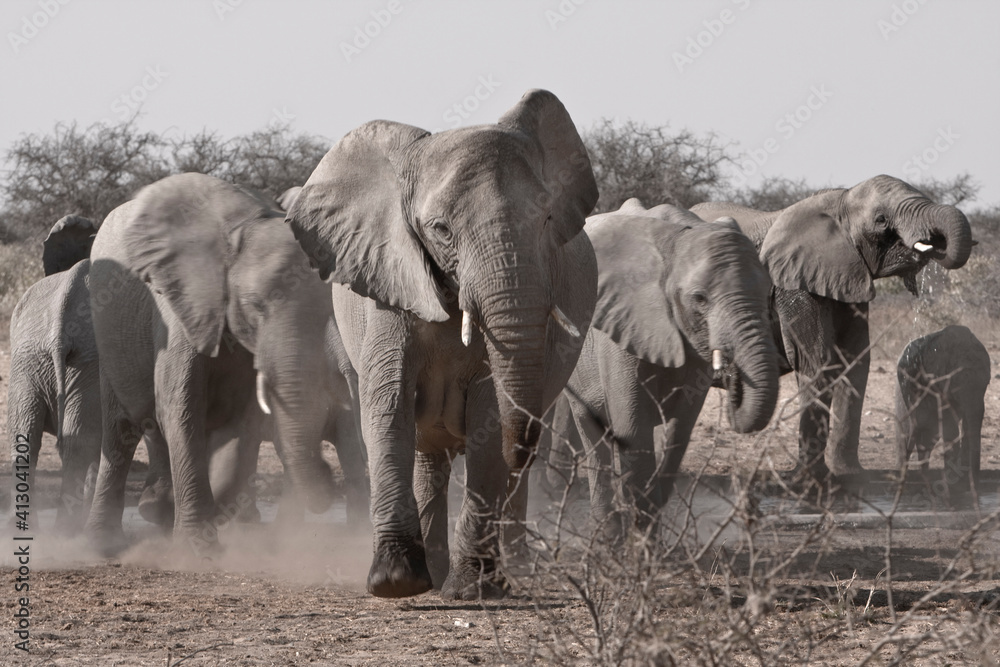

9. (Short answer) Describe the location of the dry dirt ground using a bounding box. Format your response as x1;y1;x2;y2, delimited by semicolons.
3;306;1000;665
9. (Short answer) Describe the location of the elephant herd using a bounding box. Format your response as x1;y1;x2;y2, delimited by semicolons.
7;89;985;600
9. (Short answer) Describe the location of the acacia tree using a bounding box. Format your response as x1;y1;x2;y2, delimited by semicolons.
582;118;733;212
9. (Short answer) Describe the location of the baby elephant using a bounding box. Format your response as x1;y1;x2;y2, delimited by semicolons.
895;325;990;489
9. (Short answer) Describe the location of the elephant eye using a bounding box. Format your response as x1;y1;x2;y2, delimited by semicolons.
874;213;887;225
691;292;708;307
427;219;453;241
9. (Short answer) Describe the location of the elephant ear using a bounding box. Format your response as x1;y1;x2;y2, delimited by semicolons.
497;89;598;245
287;121;449;322
125;173;277;356
43;214;99;276
760;195;875;302
586;214;686;367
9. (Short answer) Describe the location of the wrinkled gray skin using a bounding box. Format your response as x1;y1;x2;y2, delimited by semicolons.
287;89;598;599
136;186;370;530
895;325;990;492
85;173;338;553
692;175;973;478
564;200;779;537
8;216;104;531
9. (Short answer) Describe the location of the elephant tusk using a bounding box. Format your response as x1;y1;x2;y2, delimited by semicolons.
256;372;271;415
461;310;473;347
712;349;725;371
913;241;934;253
550;306;581;338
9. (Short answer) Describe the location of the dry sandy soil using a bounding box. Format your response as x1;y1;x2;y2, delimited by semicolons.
3;304;1000;665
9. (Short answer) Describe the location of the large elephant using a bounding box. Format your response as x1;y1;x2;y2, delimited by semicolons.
85;173;337;552
563;200;779;535
8;215;104;530
287;89;598;599
692;175;973;478
895;325;990;490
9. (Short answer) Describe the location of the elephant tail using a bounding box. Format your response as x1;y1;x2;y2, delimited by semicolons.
52;339;68;446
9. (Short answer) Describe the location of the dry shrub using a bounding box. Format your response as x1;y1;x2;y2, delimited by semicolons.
494;362;1000;666
0;240;43;341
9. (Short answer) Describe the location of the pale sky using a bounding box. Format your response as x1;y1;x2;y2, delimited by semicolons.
2;0;998;205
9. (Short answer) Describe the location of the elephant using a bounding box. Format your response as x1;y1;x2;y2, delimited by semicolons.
895;325;990;492
562;200;779;536
8;215;104;530
287;89;599;599
135;183;370;530
84;172;338;553
692;175;973;478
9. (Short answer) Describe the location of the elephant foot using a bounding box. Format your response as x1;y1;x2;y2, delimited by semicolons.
367;538;433;598
590;509;627;548
85;524;130;558
828;456;866;477
138;479;175;527
778;462;835;495
233;502;261;524
176;526;225;562
440;559;509;601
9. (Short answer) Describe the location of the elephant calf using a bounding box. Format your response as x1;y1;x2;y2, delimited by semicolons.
895;325;990;490
8;215;102;530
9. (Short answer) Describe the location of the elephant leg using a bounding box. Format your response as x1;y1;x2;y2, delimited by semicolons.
602;356;667;533
85;376;143;552
500;465;530;561
360;324;431;598
138;425;174;527
827;303;870;475
415;450;452;589
542;395;584;498
441;398;509;601
209;431;261;525
7;379;46;529
655;391;706;506
154;349;216;554
795;371;835;479
329;409;370;528
965;401;984;477
53;386;101;533
568;395;619;541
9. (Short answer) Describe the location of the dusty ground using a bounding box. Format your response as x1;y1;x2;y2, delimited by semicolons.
2;303;1000;665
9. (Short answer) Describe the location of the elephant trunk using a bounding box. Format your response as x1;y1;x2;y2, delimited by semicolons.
927;204;973;270
258;315;336;514
266;371;336;513
713;305;780;434
470;271;549;471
